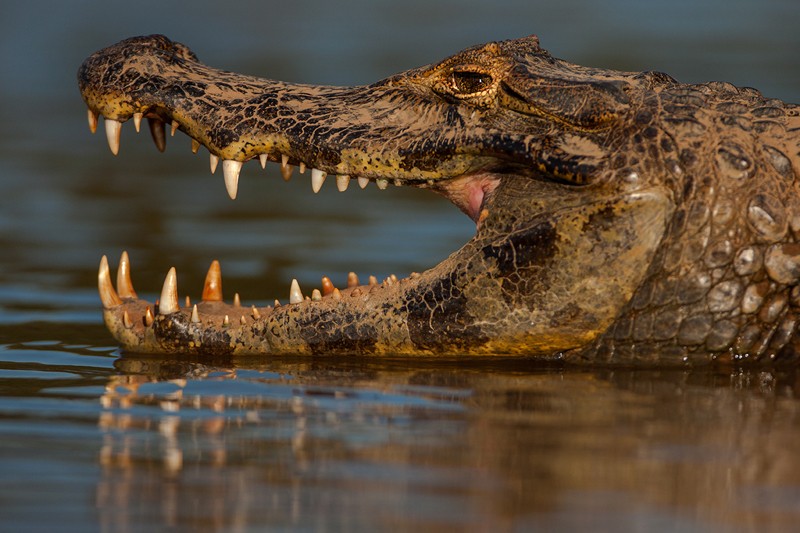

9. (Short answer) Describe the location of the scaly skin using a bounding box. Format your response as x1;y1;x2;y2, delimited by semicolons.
79;34;800;364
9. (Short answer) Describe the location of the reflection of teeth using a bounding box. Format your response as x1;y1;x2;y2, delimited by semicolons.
336;175;350;192
222;160;242;199
105;118;121;155
358;177;369;189
209;153;219;174
311;168;327;193
289;279;304;304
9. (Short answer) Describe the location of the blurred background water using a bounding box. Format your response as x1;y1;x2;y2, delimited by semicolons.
1;0;800;530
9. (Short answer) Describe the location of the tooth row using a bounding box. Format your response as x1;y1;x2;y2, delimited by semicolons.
100;252;406;326
90;112;394;200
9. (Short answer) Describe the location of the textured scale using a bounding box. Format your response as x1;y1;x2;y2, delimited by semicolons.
79;35;800;364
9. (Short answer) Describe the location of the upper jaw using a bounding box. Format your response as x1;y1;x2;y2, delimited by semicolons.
79;35;538;204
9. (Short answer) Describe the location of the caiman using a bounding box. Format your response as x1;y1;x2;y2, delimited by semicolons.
78;34;800;364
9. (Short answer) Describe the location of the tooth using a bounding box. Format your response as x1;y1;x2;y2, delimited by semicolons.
202;260;223;301
351;287;362;297
98;255;122;308
191;304;200;323
336;175;350;192
170;120;179;136
223;315;230;327
104;119;121;155
376;179;388;190
289;279;303;304
311;169;327;193
185;296;191;307
122;311;133;329
281;164;294;181
358;177;369;189
321;276;334;296
209;153;219;174
233;293;241;307
144;306;154;326
158;267;179;315
191;139;201;153
393;179;402;187
87;109;98;134
147;118;166;152
251;305;260;319
312;289;322;301
274;299;281;307
368;275;377;286
332;288;342;300
259;154;268;169
223;160;242;199
281;154;289;168
240;315;247;325
347;272;359;288
116;251;137;298
299;162;306;174
133;112;143;133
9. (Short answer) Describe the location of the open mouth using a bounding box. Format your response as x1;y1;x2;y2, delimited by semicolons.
87;91;512;358
92;107;498;313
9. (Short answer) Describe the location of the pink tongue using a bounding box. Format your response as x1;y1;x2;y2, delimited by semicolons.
436;174;500;223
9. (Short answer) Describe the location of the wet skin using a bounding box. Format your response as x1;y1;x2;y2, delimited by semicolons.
79;35;800;364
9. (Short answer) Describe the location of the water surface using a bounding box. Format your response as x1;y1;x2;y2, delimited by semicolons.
1;0;800;530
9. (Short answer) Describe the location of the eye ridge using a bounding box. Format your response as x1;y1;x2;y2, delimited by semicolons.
451;70;493;95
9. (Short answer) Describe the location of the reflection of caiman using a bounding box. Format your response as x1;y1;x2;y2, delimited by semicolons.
79;34;800;363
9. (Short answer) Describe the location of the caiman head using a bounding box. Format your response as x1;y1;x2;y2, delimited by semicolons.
79;34;675;358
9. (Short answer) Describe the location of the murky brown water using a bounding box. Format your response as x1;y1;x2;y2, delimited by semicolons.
2;0;800;530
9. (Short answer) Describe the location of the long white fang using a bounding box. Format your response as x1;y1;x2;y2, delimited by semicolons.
222;160;243;200
210;153;219;174
311;169;327;193
289;279;303;304
133;112;143;132
336;175;350;192
87;109;98;134
358;177;369;189
259;154;268;169
159;267;179;315
105;119;121;155
376;178;388;190
281;154;289;168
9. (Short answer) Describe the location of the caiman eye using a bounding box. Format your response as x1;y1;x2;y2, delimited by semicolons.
450;70;493;95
